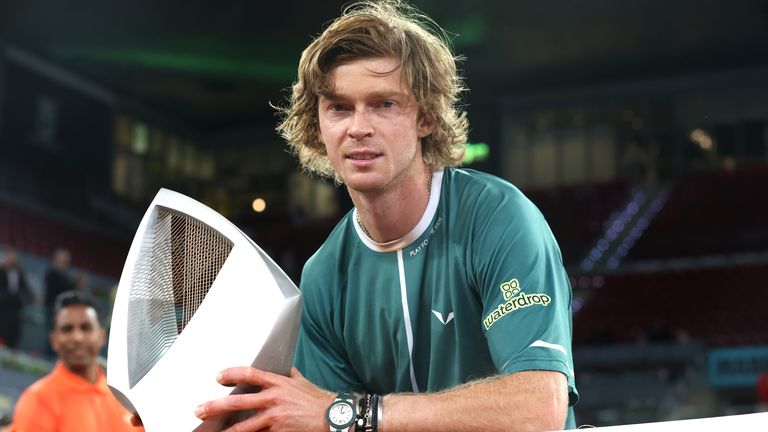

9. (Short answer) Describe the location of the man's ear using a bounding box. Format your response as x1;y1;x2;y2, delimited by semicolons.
49;330;60;355
417;113;437;138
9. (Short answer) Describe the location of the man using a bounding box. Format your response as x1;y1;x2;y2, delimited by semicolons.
192;1;578;430
44;249;74;325
10;291;139;432
0;249;33;349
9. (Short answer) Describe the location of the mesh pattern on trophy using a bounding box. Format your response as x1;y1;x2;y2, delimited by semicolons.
127;206;233;388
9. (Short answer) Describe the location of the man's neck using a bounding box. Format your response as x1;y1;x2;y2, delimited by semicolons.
351;165;433;243
66;363;100;383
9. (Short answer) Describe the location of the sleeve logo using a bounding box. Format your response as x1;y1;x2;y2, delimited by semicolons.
483;278;551;331
500;278;521;300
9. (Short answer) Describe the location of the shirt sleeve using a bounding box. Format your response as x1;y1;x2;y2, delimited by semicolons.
293;261;363;393
10;389;58;432
470;186;578;405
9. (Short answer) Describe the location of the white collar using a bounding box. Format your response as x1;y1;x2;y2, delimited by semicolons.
353;168;444;252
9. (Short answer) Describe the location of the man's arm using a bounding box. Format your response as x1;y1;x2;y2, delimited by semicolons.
193;368;567;432
383;370;568;432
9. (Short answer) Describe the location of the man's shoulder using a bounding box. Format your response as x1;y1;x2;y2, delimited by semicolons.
17;371;60;403
443;167;536;217
302;212;355;278
44;268;60;284
445;167;522;196
11;371;66;429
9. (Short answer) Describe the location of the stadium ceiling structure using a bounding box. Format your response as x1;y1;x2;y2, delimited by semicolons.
1;0;767;133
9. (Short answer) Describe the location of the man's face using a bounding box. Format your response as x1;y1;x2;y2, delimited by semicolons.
318;57;435;193
54;250;71;270
50;305;105;372
1;250;16;267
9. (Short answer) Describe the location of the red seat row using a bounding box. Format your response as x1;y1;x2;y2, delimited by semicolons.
0;202;128;277
573;263;768;346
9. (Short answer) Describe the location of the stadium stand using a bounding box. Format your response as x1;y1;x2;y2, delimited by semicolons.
573;263;768;347
628;164;768;260
0;201;128;278
526;180;632;266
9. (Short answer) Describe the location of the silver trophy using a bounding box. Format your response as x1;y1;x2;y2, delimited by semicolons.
107;189;302;431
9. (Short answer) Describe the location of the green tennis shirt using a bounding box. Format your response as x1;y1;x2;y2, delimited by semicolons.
295;168;578;424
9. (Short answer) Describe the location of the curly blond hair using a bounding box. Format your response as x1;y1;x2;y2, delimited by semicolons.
276;0;468;181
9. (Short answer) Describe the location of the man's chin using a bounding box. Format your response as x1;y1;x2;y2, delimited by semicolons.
63;356;95;370
345;175;386;192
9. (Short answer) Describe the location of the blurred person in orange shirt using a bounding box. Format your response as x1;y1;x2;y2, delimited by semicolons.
10;291;140;432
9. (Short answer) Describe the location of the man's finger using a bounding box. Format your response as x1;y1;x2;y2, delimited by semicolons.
128;414;143;427
216;367;280;387
220;411;269;432
195;393;263;420
289;367;305;380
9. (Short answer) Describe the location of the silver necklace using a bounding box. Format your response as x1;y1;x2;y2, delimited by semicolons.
357;172;433;240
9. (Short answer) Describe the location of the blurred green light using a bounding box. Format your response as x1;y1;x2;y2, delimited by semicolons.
445;14;489;47
463;142;489;164
55;47;296;82
455;15;488;45
131;122;149;155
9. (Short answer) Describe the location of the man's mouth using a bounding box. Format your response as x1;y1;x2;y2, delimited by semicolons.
66;346;89;357
346;151;381;160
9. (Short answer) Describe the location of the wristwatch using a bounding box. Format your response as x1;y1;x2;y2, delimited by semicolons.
326;392;357;431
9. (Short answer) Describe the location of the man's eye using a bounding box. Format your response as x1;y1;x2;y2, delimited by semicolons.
380;100;394;108
330;104;348;112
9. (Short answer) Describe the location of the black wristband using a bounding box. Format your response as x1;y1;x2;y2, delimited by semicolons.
370;394;379;432
354;393;371;432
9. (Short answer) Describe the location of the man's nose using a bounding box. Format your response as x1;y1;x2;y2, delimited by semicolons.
348;109;373;140
71;328;86;341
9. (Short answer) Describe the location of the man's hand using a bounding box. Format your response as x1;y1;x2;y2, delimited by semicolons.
194;367;335;432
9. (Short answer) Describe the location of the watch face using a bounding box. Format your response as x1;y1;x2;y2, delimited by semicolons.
328;401;355;427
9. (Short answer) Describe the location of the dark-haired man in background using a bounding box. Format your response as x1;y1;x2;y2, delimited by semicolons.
10;291;140;432
0;249;33;349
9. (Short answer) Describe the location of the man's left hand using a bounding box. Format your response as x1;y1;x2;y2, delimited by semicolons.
194;367;334;432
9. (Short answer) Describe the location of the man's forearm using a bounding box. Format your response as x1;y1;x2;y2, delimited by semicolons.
379;370;568;432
